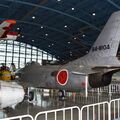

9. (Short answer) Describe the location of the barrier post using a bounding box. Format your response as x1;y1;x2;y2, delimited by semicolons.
108;102;111;120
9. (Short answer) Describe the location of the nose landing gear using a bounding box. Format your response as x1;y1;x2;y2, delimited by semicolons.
58;90;65;100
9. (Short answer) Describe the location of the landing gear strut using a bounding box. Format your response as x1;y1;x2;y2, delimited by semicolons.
24;88;35;102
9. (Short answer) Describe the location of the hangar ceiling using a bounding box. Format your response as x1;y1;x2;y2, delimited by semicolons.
0;0;119;61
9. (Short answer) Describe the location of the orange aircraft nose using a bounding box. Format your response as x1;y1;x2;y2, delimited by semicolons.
5;20;16;24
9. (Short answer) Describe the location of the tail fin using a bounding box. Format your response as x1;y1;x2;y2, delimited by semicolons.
88;11;120;57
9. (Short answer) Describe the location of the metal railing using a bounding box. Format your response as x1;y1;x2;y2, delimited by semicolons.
0;114;33;120
35;106;80;120
1;98;120;120
110;98;120;120
89;84;120;94
80;101;109;120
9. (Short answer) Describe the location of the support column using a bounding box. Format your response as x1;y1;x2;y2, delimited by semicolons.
36;48;38;62
12;41;14;63
24;44;27;65
31;46;33;62
5;41;8;65
18;42;21;68
85;75;88;98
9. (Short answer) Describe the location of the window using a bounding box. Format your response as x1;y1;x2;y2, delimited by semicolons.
0;41;56;68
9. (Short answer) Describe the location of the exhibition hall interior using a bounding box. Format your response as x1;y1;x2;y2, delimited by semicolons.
0;0;120;120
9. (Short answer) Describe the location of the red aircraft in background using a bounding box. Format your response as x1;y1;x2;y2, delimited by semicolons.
0;20;19;40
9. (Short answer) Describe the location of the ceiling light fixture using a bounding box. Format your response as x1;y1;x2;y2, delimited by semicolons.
64;25;67;28
45;34;48;36
92;12;96;16
32;16;35;19
72;8;75;10
32;40;34;42
74;37;77;40
41;26;43;29
82;34;85;37
68;41;71;44
17;28;20;30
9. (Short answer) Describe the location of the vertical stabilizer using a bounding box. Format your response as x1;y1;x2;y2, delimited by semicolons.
88;11;120;57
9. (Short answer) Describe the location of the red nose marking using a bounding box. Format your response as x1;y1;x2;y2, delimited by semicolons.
56;69;68;86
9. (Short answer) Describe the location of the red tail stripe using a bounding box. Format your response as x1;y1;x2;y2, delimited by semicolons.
7;32;18;36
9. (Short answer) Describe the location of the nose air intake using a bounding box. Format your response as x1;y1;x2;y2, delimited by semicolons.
56;69;68;86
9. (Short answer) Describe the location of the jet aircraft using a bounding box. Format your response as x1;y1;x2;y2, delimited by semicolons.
18;11;120;99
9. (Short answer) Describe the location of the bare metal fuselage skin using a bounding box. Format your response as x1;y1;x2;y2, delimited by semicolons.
19;63;89;92
19;11;120;92
19;57;120;92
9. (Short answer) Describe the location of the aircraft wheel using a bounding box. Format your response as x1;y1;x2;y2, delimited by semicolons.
58;90;65;100
29;91;35;101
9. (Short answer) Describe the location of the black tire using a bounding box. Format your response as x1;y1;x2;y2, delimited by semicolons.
29;91;34;101
58;90;65;99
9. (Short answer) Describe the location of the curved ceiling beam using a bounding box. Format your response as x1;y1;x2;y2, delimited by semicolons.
21;0;48;20
0;17;73;37
6;0;100;31
47;48;68;58
18;34;75;59
0;4;9;8
17;21;90;48
0;17;87;48
17;20;73;37
15;20;89;48
17;20;89;49
106;0;120;9
20;33;87;59
20;32;68;48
